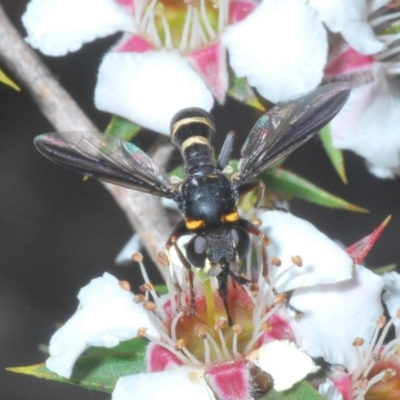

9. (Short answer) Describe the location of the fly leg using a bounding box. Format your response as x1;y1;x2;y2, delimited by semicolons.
165;221;196;316
236;218;270;278
238;180;287;211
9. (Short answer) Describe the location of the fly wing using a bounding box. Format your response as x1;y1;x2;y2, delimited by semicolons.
234;82;350;184
34;132;176;198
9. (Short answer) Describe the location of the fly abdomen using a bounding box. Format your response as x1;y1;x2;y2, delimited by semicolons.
170;108;217;176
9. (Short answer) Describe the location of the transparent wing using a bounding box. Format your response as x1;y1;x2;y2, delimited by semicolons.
34;132;176;198
235;82;350;183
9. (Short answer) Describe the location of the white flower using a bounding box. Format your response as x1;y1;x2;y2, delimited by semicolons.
325;2;400;178
22;0;358;133
248;340;319;392
112;367;214;400
45;211;356;397
259;210;354;292
288;265;384;372
221;0;328;103
46;272;159;378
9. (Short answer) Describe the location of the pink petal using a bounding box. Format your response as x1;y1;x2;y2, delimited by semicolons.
186;42;228;104
332;375;353;400
229;0;258;24
346;216;391;264
318;378;347;400
147;343;183;372
325;46;374;79
114;34;154;52
205;360;251;400
261;313;296;344
115;0;134;13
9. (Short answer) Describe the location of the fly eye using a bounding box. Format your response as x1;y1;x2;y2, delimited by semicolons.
231;227;250;259
186;235;207;268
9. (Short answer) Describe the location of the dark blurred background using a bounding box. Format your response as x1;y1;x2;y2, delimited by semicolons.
1;1;399;399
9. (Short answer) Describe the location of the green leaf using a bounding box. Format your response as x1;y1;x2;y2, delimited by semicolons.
154;284;169;295
105;115;141;141
7;351;146;393
382;22;400;35
228;74;266;111
319;126;347;184
260;382;323;400
86;338;147;355
261;168;368;213
371;263;397;275
0;68;20;91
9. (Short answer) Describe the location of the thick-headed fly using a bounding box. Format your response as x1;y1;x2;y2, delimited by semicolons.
34;82;350;325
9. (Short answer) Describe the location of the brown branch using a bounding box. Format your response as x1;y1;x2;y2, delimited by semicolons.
0;4;171;275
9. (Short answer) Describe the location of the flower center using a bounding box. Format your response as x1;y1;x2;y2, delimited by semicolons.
132;0;228;52
133;249;294;368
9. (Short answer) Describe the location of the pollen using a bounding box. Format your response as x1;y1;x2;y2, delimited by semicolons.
196;324;208;339
261;321;272;332
253;218;262;227
157;251;169;266
376;315;386;329
132;252;144;262
271;257;282;267
175;338;186;350
140;282;154;292
215;318;228;331
119;280;131;291
134;294;146;303
291;255;303;267
358;376;368;390
143;301;157;311
232;324;244;335
137;327;147;338
274;292;287;304
353;337;365;347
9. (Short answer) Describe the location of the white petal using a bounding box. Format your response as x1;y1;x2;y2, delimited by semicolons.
95;51;214;135
308;0;385;54
222;0;327;103
46;273;158;378
259;211;353;292
330;64;400;178
248;341;319;392
22;0;135;56
112;367;214;400
382;272;400;336
289;265;384;372
318;379;344;400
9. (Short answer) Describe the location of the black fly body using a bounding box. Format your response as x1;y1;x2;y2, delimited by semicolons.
34;82;350;325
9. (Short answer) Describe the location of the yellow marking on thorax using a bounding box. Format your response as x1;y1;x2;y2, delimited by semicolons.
185;218;206;230
221;210;239;223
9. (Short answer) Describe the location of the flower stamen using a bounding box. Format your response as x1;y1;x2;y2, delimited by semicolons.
232;324;243;359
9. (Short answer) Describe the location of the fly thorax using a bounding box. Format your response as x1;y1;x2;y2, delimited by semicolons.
182;174;237;229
